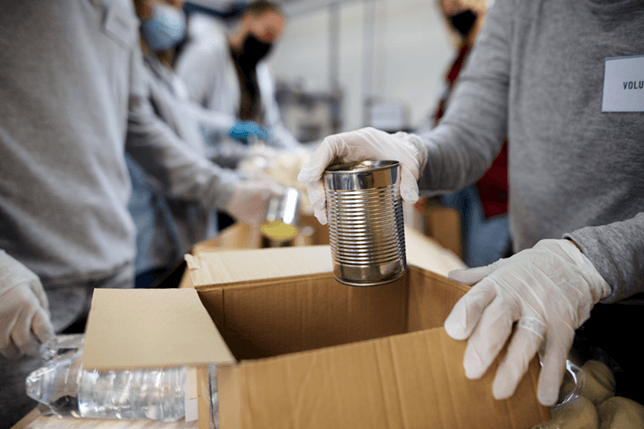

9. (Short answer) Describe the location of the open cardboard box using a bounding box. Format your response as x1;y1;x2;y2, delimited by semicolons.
81;234;550;429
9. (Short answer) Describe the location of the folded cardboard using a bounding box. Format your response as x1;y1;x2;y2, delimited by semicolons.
179;217;330;289
82;237;549;429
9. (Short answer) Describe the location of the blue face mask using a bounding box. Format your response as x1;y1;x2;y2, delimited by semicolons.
140;3;186;53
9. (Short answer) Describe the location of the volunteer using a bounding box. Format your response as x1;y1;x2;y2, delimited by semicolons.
130;0;215;288
174;0;301;150
129;0;285;287
0;1;282;425
416;0;511;268
298;0;644;407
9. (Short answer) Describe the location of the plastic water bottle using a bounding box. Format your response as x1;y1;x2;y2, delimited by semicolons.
25;334;186;422
208;365;219;429
77;366;185;421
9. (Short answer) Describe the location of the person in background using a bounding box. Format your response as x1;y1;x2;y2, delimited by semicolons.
174;0;301;151
299;0;644;409
0;1;281;425
129;0;215;288
417;0;510;268
130;0;284;288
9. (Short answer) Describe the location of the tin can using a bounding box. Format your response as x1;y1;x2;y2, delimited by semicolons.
324;160;406;286
260;187;301;244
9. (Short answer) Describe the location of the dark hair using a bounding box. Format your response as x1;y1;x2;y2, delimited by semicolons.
244;1;282;17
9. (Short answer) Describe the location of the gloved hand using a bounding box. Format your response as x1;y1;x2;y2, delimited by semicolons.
225;180;285;226
0;250;55;358
444;239;611;406
228;121;271;142
297;127;428;224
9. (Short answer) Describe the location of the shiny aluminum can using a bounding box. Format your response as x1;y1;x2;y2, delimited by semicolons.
260;187;302;244
324;160;406;286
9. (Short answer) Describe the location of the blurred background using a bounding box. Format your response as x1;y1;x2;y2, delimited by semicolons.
211;0;454;141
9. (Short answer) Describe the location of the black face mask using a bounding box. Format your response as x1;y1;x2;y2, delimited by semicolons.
237;34;273;68
448;9;478;37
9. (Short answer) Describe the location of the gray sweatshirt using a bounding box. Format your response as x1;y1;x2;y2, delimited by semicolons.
418;0;644;303
125;55;228;274
0;0;237;287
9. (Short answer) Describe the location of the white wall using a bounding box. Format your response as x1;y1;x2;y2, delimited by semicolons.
267;0;455;132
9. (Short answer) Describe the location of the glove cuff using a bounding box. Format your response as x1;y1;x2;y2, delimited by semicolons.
557;239;612;303
0;250;40;295
393;132;429;174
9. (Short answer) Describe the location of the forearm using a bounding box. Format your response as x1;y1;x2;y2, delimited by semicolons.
126;109;239;210
127;43;239;210
565;212;644;303
417;0;513;195
188;102;236;134
173;42;217;107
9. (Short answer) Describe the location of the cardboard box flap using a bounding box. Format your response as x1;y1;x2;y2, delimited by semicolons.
186;230;466;289
185;245;333;287
82;289;235;370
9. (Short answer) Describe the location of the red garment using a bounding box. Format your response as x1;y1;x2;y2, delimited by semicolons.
476;142;508;217
434;42;508;218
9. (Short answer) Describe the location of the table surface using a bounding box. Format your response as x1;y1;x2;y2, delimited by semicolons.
12;409;200;429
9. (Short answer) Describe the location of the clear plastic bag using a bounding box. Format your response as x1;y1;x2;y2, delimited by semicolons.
552;360;586;411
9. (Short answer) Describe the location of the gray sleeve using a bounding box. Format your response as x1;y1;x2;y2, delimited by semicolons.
187;102;236;133
125;42;239;210
565;213;644;303
417;0;512;195
174;38;220;107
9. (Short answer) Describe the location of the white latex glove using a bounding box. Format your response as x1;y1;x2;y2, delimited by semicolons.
0;250;55;358
225;180;285;226
297;127;428;224
444;239;611;406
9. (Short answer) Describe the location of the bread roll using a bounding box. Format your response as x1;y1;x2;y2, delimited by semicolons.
597;396;644;429
580;360;616;407
531;396;598;429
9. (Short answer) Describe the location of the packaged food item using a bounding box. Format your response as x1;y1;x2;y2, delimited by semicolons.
580;360;616;407
559;360;616;407
532;396;599;429
597;396;644;429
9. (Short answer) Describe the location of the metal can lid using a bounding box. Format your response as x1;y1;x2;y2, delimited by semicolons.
324;160;399;174
324;160;400;191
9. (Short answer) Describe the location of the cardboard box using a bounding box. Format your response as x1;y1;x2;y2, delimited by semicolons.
82;241;549;429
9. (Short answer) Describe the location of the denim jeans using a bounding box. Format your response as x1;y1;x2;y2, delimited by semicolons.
441;185;511;268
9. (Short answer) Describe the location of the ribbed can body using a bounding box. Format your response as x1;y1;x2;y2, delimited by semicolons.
324;160;406;286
